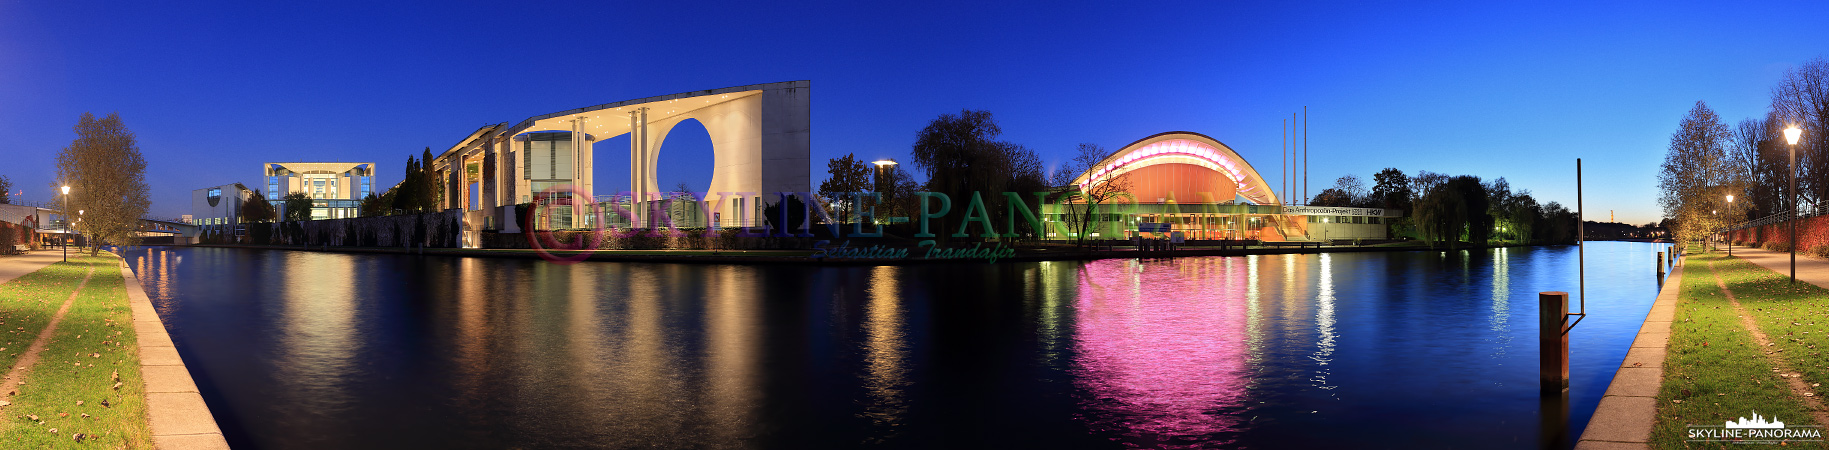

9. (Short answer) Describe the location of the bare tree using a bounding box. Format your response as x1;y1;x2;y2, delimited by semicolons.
1046;143;1132;247
1770;58;1829;215
1409;170;1449;206
55;112;150;253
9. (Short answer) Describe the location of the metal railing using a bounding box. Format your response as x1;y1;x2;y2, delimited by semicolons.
1724;208;1825;232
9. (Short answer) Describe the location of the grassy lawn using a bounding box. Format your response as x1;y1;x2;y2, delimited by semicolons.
1652;251;1827;449
0;255;152;448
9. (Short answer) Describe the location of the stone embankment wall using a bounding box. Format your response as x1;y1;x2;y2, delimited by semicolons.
247;210;462;248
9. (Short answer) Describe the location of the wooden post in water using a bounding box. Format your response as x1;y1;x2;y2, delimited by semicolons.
1658;252;1665;278
1541;291;1570;394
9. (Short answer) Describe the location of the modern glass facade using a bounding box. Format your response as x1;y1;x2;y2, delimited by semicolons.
264;162;376;220
520;132;578;229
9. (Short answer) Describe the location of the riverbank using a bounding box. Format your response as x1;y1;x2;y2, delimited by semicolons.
0;253;154;448
1648;249;1829;448
175;240;1573;265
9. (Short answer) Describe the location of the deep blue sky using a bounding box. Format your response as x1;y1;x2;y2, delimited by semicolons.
2;1;1824;225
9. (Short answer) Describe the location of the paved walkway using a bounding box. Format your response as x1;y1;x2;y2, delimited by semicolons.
1575;255;1681;450
118;256;231;449
0;250;68;285
1717;243;1829;290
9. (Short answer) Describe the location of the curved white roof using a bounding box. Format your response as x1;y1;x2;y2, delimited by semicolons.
1072;131;1280;205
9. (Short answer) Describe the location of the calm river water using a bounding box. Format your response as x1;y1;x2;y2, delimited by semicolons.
120;242;1668;449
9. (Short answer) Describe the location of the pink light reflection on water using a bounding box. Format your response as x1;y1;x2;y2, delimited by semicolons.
1072;257;1256;448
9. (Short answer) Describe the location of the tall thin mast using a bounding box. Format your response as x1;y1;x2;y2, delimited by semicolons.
1303;106;1309;205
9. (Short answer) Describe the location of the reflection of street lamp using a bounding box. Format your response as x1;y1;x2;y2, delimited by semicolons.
60;185;70;262
1726;194;1734;256
1786;126;1803;283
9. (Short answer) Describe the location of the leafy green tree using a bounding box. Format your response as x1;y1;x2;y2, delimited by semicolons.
1499;191;1539;244
1371;168;1412;211
909;109;1049;241
283;192;314;222
762;194;807;235
1452;175;1492;244
360;193;388;217
241;191;277;223
1657;101;1734;249
817;153;871;223
1537;201;1578;244
0;174;12;204
394;155;421;213
420;147;440;212
54;112;150;253
1413;175;1488;248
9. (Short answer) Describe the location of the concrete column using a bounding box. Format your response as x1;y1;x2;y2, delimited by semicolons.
629;107;650;228
1540;291;1569;394
571;118;584;228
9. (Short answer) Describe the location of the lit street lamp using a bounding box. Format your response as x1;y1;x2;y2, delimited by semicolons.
60;185;70;262
1786;126;1803;283
1726;194;1734;256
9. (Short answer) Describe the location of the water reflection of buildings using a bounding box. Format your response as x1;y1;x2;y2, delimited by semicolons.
1310;254;1336;393
860;266;909;428
1072;258;1254;446
275;252;361;418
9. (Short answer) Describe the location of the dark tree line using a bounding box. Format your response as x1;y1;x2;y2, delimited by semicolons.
1311;167;1578;248
359;147;443;217
808;109;1052;241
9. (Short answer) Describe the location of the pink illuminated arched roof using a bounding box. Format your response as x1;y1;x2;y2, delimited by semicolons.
1072;132;1280;205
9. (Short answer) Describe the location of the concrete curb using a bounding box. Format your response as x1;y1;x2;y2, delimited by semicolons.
1574;256;1682;450
119;260;231;449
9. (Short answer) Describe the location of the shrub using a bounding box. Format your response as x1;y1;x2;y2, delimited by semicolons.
0;224;16;255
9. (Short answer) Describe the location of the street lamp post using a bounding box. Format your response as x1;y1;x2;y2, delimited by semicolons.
60;185;70;262
1726;194;1734;256
1786;126;1803;283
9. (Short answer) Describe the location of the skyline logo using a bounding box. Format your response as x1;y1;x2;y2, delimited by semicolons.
1725;411;1784;429
1688;410;1822;444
